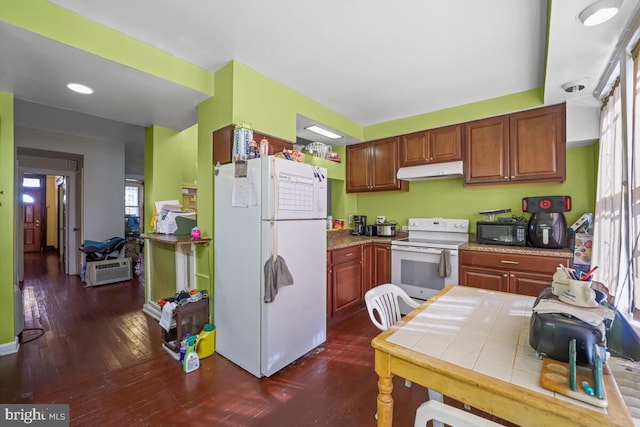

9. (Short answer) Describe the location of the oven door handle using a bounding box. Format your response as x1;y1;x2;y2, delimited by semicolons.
392;247;457;255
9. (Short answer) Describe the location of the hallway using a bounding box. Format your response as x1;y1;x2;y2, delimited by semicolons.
0;252;429;426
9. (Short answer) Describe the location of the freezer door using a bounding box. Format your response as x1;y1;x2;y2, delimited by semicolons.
261;219;327;376
261;156;327;220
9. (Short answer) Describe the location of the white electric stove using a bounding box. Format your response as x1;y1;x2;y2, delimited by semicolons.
391;218;469;312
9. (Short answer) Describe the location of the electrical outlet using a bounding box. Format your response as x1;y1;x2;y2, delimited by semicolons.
402;225;408;231
348;215;353;224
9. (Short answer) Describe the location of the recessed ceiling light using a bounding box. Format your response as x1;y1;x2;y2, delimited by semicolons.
579;0;622;27
67;83;94;94
305;125;342;139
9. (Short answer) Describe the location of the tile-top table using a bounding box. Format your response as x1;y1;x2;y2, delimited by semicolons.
371;285;633;427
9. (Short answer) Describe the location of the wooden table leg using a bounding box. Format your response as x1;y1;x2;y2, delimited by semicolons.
377;374;393;426
375;350;394;426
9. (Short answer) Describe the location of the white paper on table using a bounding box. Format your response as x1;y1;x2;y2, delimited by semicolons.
155;199;181;212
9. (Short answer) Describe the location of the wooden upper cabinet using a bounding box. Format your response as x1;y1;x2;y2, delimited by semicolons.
464;104;566;185
212;125;235;165
401;131;428;167
346;144;371;192
464;116;510;184
253;131;293;156
212;126;293;164
347;137;408;193
371;137;403;190
430;124;462;163
509;103;565;183
401;124;462;167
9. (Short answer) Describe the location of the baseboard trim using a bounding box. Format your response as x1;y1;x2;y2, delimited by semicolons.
0;337;19;356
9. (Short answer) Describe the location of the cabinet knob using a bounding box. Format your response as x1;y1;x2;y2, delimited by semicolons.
504;176;509;180
510;176;515;179
503;274;508;277
510;274;515;278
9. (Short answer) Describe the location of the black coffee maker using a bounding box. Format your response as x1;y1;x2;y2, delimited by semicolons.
522;196;571;249
352;215;367;235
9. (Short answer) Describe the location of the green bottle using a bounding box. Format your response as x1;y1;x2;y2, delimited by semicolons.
182;335;200;373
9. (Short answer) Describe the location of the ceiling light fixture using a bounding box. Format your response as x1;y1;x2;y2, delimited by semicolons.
67;83;94;94
562;78;589;93
305;125;342;139
579;0;622;26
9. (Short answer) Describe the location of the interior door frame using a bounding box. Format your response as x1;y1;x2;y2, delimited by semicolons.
16;165;80;281
22;176;45;253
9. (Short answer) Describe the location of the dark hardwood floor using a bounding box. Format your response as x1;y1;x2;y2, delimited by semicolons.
0;252;430;426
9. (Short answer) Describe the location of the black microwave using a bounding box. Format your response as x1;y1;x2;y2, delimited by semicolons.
476;221;527;246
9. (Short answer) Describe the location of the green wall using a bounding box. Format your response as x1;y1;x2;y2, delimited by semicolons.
0;0;214;96
365;89;544;140
180;125;199;186
143;125;200;302
0;92;15;345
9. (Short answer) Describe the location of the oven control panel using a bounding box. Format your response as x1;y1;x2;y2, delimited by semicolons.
407;218;469;233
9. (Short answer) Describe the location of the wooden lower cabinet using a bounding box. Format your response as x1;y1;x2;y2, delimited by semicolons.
326;251;332;318
373;242;391;286
327;241;392;318
329;246;363;316
362;243;374;294
459;249;572;297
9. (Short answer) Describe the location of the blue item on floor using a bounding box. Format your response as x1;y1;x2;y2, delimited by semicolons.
79;237;125;262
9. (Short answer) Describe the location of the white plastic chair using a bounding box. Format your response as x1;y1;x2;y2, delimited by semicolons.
365;284;445;426
364;283;419;331
414;400;501;427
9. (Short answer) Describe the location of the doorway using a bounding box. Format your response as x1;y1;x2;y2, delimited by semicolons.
22;175;45;253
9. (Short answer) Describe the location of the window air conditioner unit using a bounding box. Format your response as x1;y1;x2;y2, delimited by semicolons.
86;258;132;287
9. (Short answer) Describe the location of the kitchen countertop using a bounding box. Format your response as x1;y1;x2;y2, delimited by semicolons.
460;239;573;258
327;229;408;251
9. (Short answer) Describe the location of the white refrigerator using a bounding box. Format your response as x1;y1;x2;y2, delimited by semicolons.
214;156;327;377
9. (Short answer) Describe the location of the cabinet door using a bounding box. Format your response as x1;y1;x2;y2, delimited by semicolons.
346;143;371;192
509;104;566;182
429;124;462;163
371;137;405;191
401;131;428;167
373;243;391;286
362;243;374;295
212;125;235;165
332;261;363;315
327;251;333;318
267;138;293;155
252;131;293;156
509;272;552;297
459;265;509;293
464;116;510;184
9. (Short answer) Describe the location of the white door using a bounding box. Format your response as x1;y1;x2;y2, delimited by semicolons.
260;218;327;376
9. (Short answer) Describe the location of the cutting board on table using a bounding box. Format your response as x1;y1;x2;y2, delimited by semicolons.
539;358;608;408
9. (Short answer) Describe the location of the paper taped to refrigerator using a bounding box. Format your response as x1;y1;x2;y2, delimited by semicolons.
232;169;257;207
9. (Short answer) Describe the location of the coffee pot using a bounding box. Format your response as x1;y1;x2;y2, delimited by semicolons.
352;215;367;235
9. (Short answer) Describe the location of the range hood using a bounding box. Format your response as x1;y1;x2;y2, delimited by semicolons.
396;161;464;181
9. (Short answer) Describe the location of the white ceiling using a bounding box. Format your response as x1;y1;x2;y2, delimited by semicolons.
2;0;639;147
